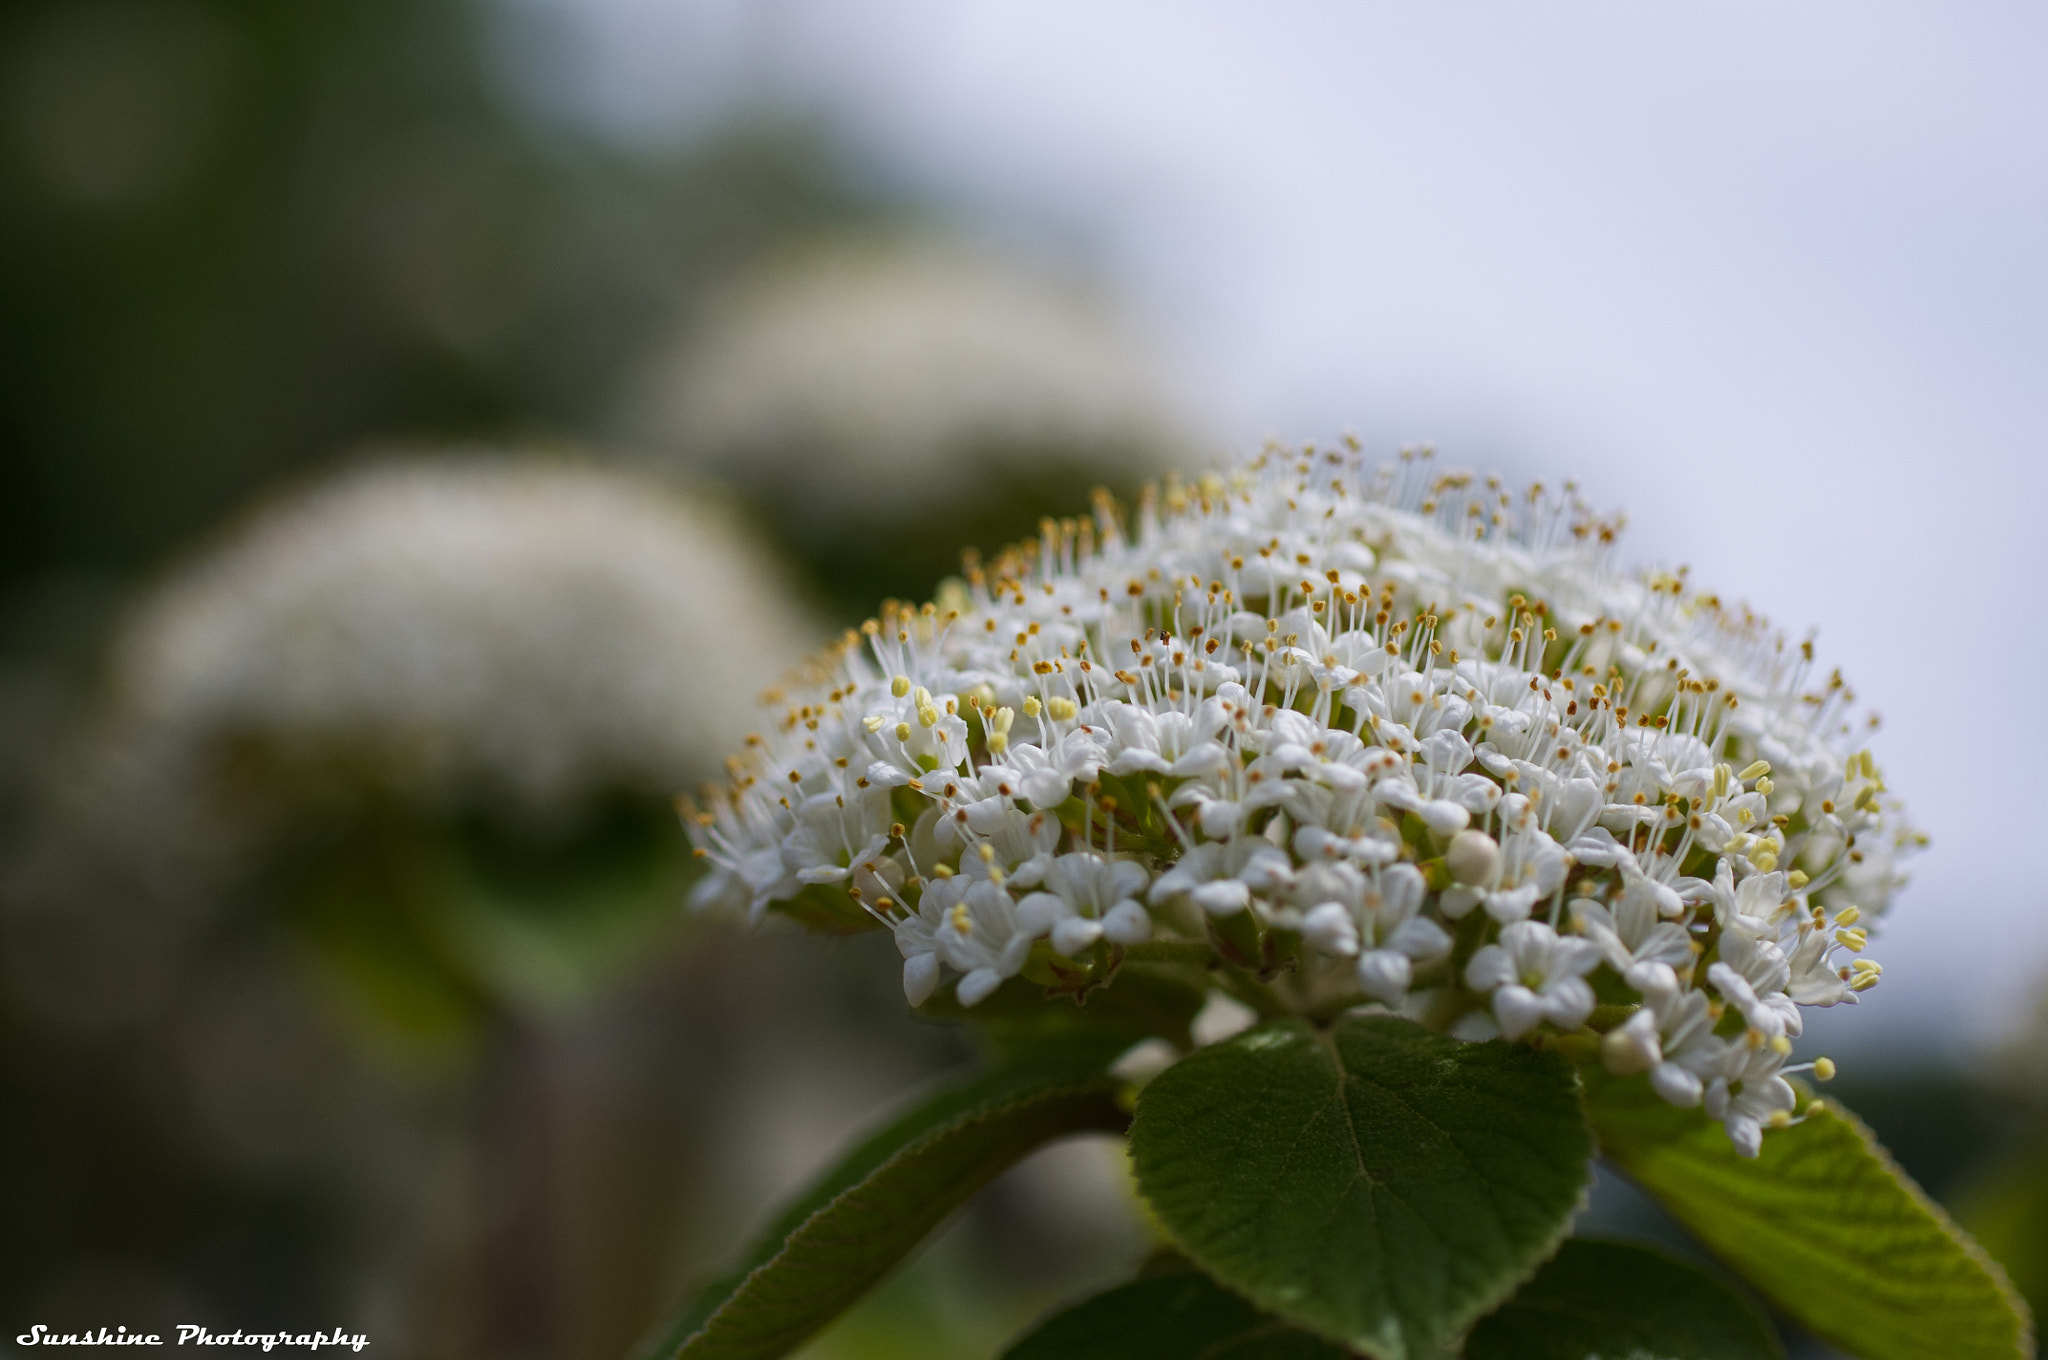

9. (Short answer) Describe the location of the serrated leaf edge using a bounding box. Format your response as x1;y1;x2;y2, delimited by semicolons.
1599;1097;2034;1360
1799;1101;2033;1359
1137;1018;1596;1360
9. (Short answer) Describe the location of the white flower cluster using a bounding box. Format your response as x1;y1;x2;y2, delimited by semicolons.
687;445;1919;1155
112;456;814;815
623;238;1187;519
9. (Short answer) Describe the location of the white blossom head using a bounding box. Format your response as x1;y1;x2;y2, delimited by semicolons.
686;442;1920;1153
108;455;816;822
620;237;1192;565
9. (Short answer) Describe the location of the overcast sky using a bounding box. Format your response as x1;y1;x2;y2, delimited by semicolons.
515;1;2048;1054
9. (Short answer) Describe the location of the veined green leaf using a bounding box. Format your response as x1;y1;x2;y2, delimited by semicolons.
999;1268;1352;1360
1003;1239;1781;1360
1464;1238;1782;1359
1587;1073;2032;1360
1128;1015;1594;1360
642;1052;1128;1360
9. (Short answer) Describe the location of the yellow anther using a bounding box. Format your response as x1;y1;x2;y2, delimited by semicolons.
1766;1109;1792;1130
1787;870;1810;889
948;903;972;936
1849;972;1880;992
891;675;912;698
863;715;886;733
1769;1034;1793;1056
1713;764;1730;798
1738;760;1771;781
1023;696;1043;717
895;722;912;742
1836;928;1867;952
1047;696;1078;721
1853;785;1880;812
1814;1057;1837;1082
978;843;995;862
1834;904;1860;926
1751;849;1779;872
1754;776;1774;797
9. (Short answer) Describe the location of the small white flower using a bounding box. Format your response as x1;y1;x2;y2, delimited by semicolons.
1351;863;1452;1004
1704;1042;1798;1158
1708;916;1803;1038
1604;982;1727;1110
1016;851;1153;955
928;875;1035;1007
1784;919;1853;1007
1465;921;1602;1040
1148;839;1292;918
788;787;898;890
1000;733;1109;809
1300;902;1361;958
1570;882;1693;993
970;807;1065;886
1100;701;1230;778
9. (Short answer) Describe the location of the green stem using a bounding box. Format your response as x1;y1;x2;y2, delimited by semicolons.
1207;962;1292;1020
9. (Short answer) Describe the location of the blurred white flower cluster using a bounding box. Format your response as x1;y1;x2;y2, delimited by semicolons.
623;238;1189;521
112;456;814;820
687;443;1919;1155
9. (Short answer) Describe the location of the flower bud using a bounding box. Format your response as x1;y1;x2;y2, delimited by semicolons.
1444;830;1500;887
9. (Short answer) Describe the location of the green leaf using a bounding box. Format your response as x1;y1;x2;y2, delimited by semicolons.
1586;1073;2032;1360
1128;1015;1594;1360
1001;1241;1781;1360
642;1052;1129;1360
1464;1238;1783;1360
999;1268;1354;1360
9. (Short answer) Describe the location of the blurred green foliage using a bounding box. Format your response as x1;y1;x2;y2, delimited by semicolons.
278;791;696;1041
0;0;903;1350
0;0;886;598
